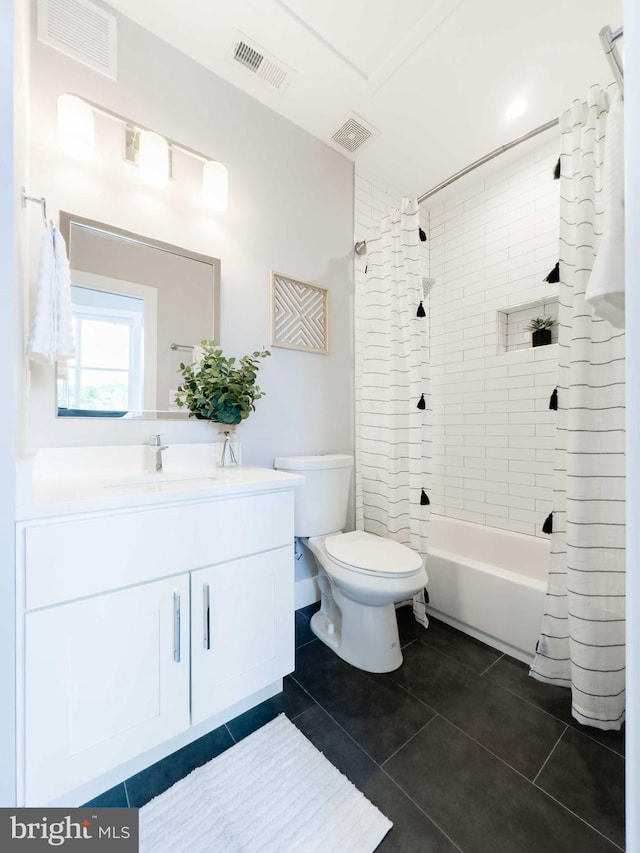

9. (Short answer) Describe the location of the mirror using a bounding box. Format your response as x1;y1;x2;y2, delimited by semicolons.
57;212;220;419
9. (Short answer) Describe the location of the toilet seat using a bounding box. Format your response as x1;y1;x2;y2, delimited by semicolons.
324;530;424;579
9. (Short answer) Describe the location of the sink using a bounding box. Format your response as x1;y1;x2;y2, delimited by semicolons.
100;471;218;488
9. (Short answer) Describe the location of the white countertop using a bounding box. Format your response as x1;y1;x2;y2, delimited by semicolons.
16;445;303;521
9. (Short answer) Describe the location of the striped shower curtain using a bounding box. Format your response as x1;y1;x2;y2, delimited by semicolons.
354;198;431;627
531;86;626;730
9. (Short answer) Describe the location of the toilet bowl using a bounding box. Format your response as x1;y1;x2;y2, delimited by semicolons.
273;454;428;673
304;531;427;672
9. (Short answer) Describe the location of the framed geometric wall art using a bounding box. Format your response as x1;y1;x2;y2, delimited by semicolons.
270;271;329;355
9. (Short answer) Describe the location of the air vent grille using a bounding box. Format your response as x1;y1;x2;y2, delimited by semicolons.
230;33;293;93
37;0;118;80
234;41;263;73
332;116;376;153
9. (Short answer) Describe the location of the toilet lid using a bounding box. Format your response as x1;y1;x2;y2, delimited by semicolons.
325;531;424;578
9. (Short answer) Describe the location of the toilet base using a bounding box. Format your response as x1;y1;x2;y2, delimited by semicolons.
310;597;403;673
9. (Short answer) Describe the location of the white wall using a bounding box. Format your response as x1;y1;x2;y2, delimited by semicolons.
425;137;560;537
26;1;354;471
1;0;29;808
624;0;639;847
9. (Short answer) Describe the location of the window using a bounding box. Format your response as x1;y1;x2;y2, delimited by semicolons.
61;286;145;412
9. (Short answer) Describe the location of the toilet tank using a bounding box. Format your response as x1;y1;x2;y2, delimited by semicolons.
273;454;353;537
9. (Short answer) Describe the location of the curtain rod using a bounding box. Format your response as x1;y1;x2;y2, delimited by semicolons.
417;117;559;204
418;22;623;205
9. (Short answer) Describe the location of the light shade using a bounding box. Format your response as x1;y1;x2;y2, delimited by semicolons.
57;94;95;161
202;161;228;211
138;130;170;188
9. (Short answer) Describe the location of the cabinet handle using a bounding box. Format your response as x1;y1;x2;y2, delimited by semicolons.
203;583;211;650
173;592;181;663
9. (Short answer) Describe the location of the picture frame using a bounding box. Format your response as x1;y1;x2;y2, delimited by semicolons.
270;271;329;355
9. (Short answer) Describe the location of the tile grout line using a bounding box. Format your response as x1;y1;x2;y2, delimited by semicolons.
123;780;131;808
378;760;466;853
531;785;626;852
479;653;505;677
419;711;623;851
288;677;465;853
380;714;438;767
532;724;567;785
409;632;506;680
288;674;389;768
224;723;237;744
483;675;625;759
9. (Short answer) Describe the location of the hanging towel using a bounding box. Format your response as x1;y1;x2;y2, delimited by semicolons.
27;224;76;364
585;93;625;328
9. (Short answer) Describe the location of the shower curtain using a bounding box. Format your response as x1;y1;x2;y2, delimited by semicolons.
354;198;431;627
531;86;626;730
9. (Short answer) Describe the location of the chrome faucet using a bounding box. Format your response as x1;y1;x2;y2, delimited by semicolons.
148;434;168;473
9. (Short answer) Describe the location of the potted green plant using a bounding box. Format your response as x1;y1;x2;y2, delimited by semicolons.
175;341;270;425
526;316;554;348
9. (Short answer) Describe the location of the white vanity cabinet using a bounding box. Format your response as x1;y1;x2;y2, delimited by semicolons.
25;574;191;806
191;547;292;725
17;479;297;806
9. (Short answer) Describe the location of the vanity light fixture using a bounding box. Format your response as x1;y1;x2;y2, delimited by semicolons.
56;93;228;210
57;94;95;161
202;161;228;211
138;130;170;189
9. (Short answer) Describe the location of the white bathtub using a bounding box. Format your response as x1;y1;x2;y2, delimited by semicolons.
425;515;550;664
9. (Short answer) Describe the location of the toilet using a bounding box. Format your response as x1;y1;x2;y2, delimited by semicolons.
274;454;428;673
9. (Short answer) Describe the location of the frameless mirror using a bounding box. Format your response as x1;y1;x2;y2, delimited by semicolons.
57;212;220;419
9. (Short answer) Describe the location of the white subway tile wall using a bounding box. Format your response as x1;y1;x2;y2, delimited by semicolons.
427;139;560;537
354;144;559;539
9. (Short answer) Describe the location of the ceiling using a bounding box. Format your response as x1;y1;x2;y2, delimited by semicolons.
106;0;623;197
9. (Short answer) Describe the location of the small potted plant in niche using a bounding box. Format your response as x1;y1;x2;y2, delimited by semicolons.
175;341;270;465
526;316;554;348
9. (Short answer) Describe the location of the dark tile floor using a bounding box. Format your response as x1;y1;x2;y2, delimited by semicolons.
86;604;625;852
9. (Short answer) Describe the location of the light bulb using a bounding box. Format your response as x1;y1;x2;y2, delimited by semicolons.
57;94;95;161
202;161;228;211
138;130;169;188
505;99;527;121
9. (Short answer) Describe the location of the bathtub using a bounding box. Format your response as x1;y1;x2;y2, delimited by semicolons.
425;515;549;664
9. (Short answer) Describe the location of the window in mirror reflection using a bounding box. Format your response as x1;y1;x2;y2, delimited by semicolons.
59;286;145;413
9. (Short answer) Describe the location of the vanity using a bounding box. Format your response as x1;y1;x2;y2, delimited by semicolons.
15;445;302;807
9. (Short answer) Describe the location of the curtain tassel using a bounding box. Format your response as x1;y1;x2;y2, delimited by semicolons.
417;393;426;410
417;301;426;317
553;157;561;180
544;262;560;283
419;226;427;242
549;387;558;410
542;512;553;535
420;489;430;506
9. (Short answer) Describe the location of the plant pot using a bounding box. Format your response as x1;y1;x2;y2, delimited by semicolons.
532;328;552;347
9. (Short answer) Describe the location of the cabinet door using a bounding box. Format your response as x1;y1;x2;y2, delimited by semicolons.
24;575;190;805
191;547;294;725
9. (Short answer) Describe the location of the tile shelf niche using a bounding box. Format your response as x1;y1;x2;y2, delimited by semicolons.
497;297;559;354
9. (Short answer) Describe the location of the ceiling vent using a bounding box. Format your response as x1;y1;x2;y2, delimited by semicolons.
37;0;118;80
230;33;294;94
331;115;377;154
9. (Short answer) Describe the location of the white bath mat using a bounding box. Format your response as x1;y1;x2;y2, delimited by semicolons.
139;714;392;853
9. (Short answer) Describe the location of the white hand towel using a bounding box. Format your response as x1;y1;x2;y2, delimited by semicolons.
53;226;76;360
191;344;205;368
27;224;56;364
27;224;76;363
585;93;625;328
